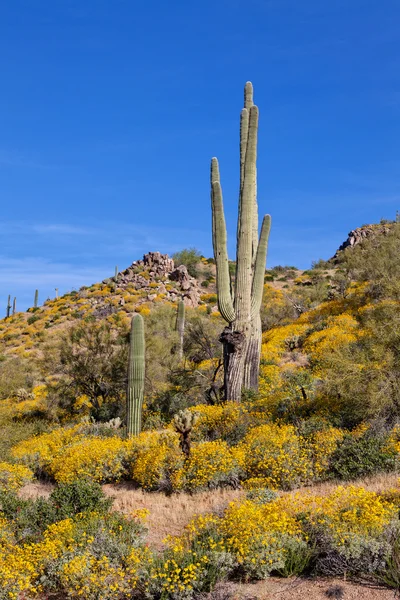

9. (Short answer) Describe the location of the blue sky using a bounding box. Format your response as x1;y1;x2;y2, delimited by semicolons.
1;0;400;311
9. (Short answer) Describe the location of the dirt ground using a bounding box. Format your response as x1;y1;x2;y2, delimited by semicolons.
205;579;396;599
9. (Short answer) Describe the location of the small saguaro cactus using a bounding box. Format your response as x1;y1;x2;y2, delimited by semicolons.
126;314;145;438
34;289;39;308
12;297;16;316
6;295;11;319
211;82;271;401
55;288;59;299
173;409;199;457
114;265;118;280
176;300;185;360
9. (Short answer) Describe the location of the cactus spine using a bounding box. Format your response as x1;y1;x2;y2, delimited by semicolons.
12;297;16;316
176;300;185;360
211;82;271;402
6;295;11;319
34;289;39;308
126;314;145;437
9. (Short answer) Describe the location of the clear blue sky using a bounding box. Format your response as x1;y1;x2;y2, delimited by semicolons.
1;0;400;311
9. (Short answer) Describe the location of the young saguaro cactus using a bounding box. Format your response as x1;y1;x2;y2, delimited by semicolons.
176;300;185;360
126;314;145;437
211;82;271;402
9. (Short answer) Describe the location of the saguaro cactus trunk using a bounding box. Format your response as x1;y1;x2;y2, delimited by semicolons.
126;314;145;437
176;300;185;360
211;82;271;402
34;290;39;308
12;297;16;316
6;295;11;319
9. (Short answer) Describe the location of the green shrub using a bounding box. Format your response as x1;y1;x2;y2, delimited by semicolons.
50;480;112;518
328;432;396;480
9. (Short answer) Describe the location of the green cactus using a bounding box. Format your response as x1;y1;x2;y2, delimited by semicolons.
114;265;118;280
6;295;11;319
211;82;271;401
34;289;39;308
12;297;16;316
126;314;145;437
173;409;199;456
176;300;185;360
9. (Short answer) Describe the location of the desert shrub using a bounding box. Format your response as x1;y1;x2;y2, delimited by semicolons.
305;486;398;575
245;487;278;504
50;436;128;483
238;423;309;490
0;462;33;492
50;480;113;517
219;499;308;578
0;357;36;400
126;430;182;492
172;248;203;278
171;440;242;492
328;431;396;480
11;425;84;477
57;320;129;421
189;403;246;443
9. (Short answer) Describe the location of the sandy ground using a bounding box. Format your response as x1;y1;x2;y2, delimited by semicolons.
205;579;396;599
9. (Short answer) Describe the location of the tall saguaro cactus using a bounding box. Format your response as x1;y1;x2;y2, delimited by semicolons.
12;297;16;316
126;314;145;437
211;82;271;402
176;300;185;360
34;290;39;308
6;295;11;319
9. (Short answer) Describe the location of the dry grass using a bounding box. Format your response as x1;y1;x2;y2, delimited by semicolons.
103;483;243;549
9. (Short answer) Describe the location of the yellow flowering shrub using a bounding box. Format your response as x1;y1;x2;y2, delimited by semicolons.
0;462;34;492
50;436;128;483
261;323;310;364
11;425;84;476
127;430;182;491
219;498;307;577
303;313;359;366
188;402;245;441
171;440;241;492
302;427;344;480
238;423;309;490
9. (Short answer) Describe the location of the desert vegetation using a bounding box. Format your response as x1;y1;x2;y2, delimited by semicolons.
2;83;400;599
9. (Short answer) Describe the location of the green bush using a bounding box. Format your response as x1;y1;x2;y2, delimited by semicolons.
328;432;396;480
172;248;202;278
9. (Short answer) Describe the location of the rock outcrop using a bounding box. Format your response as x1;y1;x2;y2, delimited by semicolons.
333;222;395;260
102;252;202;309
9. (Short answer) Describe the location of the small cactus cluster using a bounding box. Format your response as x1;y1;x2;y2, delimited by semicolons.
173;409;199;456
126;314;145;438
211;82;271;401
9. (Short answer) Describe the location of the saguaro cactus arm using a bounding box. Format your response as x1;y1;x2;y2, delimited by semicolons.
251;214;271;316
126;314;145;437
211;158;235;323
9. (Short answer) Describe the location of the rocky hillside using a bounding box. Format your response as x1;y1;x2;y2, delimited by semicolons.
0;252;216;358
333;221;396;260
